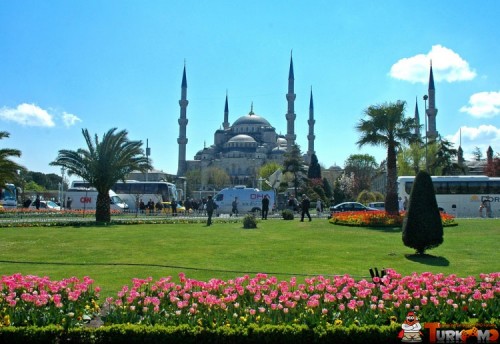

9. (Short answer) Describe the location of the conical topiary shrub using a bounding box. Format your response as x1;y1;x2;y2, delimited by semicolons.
402;170;443;254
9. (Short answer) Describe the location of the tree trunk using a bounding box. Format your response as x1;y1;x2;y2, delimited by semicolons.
95;191;111;223
385;141;399;215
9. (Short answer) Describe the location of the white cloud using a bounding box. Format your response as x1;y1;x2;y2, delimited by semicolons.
445;125;500;160
0;103;55;127
62;112;82;127
459;91;500;118
389;45;477;83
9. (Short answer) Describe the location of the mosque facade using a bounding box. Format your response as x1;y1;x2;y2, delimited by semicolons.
176;55;316;189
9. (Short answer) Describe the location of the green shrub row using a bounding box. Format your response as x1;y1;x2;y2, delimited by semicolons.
0;323;402;344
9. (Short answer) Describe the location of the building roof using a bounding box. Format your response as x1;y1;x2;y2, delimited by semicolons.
228;134;257;143
232;112;271;127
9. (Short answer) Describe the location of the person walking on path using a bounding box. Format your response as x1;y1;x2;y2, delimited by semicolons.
34;195;41;210
261;194;270;220
231;197;239;217
300;194;311;222
66;196;72;210
206;195;216;226
316;199;322;218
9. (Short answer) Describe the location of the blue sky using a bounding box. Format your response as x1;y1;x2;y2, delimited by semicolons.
1;1;499;180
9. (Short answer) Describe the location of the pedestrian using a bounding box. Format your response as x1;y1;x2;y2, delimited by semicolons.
139;199;145;214
287;195;297;212
206;195;216;226
300;194;311;222
147;199;154;215
232;197;239;217
316;199;322;217
171;199;177;216
261;194;270;220
66;196;72;210
155;200;163;215
34;195;41;210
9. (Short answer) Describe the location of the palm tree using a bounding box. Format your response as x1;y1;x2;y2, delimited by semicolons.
355;101;419;215
50;128;151;222
0;131;26;186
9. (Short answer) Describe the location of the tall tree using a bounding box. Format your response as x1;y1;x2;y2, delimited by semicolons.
206;167;230;190
282;144;305;197
355;101;419;215
402;171;443;254
472;147;483;161
0;131;26;186
343;154;377;197
307;153;322;179
50;128;151;222
429;137;461;176
484;153;500;177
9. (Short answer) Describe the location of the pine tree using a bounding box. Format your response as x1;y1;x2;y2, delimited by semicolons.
307;153;321;179
402;171;443;254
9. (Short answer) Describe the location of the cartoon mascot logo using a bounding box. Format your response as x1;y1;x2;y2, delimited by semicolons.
399;311;423;343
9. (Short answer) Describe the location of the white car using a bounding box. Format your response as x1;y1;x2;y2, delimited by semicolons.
368;202;385;211
30;200;61;211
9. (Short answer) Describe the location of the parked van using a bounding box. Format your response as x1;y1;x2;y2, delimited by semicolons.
65;188;129;212
214;186;275;215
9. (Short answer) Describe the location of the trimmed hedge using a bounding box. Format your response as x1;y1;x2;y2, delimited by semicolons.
0;323;402;344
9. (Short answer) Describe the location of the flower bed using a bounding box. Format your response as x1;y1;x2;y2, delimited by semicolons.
2;270;497;329
329;211;456;227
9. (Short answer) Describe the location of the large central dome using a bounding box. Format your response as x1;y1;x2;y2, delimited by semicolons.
232;112;271;127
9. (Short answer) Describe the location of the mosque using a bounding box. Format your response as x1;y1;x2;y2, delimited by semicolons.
175;55;317;189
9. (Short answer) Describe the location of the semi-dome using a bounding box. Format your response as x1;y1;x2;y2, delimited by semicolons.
228;134;257;143
232;112;271;127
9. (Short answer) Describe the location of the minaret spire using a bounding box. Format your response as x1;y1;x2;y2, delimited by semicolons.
414;96;420;136
426;60;438;141
285;50;296;150
177;63;189;176
223;90;229;130
306;86;315;163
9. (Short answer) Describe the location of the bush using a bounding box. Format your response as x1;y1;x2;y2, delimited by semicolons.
402;170;444;254
281;209;294;220
243;214;257;229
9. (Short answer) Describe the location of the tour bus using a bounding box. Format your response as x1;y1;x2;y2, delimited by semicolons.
66;187;129;212
71;180;178;212
0;183;17;208
214;186;275;215
398;175;500;218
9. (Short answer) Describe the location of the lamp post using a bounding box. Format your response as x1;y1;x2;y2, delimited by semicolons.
145;139;150;182
423;95;428;173
61;167;66;208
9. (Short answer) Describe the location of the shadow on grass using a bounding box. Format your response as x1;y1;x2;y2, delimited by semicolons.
405;253;450;267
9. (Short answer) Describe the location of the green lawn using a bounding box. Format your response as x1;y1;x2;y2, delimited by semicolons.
1;218;499;298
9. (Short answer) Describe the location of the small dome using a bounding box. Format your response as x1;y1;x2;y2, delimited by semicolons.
232;113;271;127
277;137;287;146
228;134;256;143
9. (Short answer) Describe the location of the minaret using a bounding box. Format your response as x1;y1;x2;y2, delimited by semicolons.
426;61;438;141
487;146;493;164
306;87;315;164
285;52;296;150
177;64;189;176
414;97;420;137
222;91;229;130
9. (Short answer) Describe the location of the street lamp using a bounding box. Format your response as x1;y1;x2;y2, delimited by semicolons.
423;95;428;173
61;167;66;207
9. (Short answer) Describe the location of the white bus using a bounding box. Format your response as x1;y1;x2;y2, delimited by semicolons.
0;183;17;208
66;187;128;212
398;175;500;218
71;180;179;212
